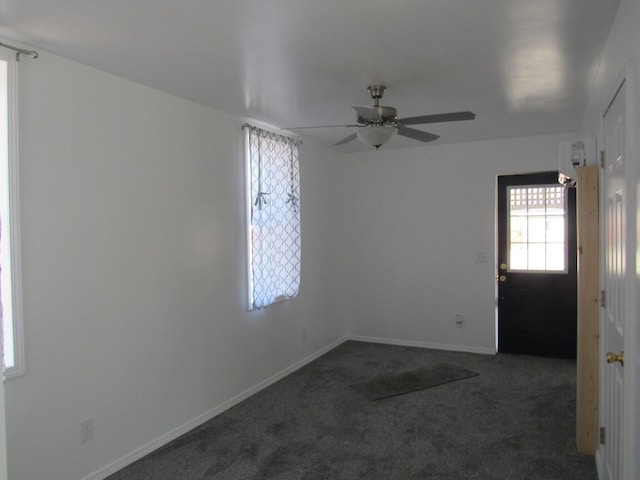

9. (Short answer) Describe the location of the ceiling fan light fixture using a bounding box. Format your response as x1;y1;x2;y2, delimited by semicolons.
356;125;397;149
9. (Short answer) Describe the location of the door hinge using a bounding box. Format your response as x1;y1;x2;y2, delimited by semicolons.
600;426;606;445
600;290;606;308
600;150;606;169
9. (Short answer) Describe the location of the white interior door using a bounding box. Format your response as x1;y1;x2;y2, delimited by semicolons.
600;79;628;480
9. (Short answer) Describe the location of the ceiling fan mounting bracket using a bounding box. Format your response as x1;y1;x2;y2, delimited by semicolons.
367;84;386;102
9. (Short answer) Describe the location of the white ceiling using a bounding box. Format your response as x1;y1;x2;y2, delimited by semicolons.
0;0;621;152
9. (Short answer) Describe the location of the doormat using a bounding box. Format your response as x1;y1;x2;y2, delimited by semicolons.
351;363;479;401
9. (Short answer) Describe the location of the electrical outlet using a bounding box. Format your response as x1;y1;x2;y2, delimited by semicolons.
475;252;488;263
81;417;94;443
455;314;464;328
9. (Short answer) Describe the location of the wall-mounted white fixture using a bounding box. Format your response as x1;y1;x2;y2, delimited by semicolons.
558;137;596;185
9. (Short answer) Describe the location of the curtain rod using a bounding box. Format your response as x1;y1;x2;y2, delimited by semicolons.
0;41;39;61
243;123;302;144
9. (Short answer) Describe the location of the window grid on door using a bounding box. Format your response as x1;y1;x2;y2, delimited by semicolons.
508;185;566;272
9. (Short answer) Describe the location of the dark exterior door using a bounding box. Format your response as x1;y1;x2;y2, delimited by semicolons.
497;171;577;358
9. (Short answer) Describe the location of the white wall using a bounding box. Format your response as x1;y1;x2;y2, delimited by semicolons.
5;50;349;480
582;0;640;137
344;133;581;353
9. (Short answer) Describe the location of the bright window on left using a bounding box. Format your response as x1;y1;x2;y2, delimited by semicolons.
1;50;24;378
244;125;301;310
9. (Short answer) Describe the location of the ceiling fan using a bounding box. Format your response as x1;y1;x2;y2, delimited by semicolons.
283;84;476;149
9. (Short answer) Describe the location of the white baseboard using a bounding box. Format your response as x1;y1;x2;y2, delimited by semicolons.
81;336;349;480
346;335;496;355
595;449;603;480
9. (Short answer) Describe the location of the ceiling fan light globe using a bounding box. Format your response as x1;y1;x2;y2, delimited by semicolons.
356;125;397;149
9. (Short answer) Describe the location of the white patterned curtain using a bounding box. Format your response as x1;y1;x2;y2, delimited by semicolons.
245;125;301;310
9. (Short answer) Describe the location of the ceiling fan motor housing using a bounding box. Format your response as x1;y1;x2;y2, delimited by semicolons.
357;105;398;124
360;84;398;124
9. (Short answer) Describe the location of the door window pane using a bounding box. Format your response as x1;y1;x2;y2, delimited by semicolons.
508;185;566;271
510;216;527;243
510;243;528;270
546;243;565;271
546;217;565;243
528;216;546;242
527;243;546;270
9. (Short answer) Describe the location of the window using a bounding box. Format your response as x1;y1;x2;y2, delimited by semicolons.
1;49;24;377
508;185;566;271
244;125;301;310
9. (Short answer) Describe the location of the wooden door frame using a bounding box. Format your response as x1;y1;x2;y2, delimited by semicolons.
576;166;599;455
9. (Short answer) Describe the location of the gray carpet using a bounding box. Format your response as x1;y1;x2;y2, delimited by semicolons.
351;363;479;400
107;341;597;480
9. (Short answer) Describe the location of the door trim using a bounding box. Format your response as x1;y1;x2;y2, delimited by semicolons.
596;59;639;480
625;58;640;480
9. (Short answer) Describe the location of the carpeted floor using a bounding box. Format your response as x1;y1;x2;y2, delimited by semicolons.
107;341;597;480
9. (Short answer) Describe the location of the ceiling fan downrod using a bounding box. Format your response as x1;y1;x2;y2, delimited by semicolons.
367;84;386;106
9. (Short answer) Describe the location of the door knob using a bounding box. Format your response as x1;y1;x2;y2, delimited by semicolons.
498;275;506;282
606;351;624;367
499;263;507;271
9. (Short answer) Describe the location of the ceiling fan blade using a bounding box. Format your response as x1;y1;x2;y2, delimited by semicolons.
397;127;440;143
352;105;382;123
334;133;358;146
282;124;359;130
399;111;476;126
